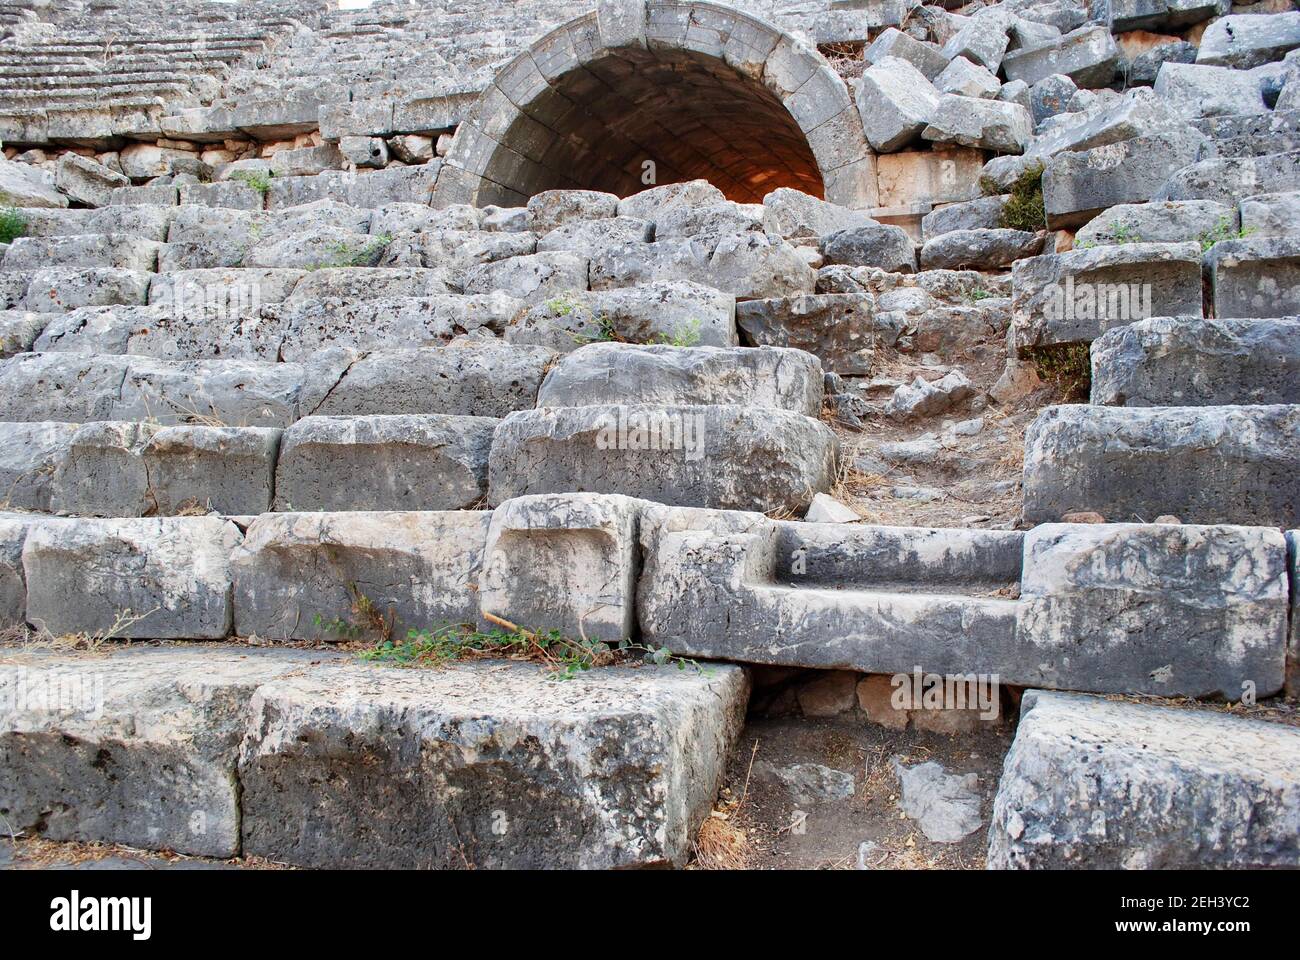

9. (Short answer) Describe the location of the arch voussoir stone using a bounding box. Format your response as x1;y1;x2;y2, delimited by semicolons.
438;0;876;208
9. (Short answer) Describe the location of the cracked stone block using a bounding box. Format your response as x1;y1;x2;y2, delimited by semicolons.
589;233;816;301
230;510;490;640
0;422;78;512
277;291;524;361
237;656;749;868
1154;150;1300;207
0;648;315;858
1239;190;1300;238
142;425;281;516
272;414;495;512
0;352;131;423
23;268;151;313
115;357;304;428
941;9;1012;73
478;492;645;643
1091;317;1300;407
1022;403;1300;527
506;281;736;352
49;421;156;517
761;187;876;240
1206;235;1300;319
1197;12;1300;69
488;404;838;513
463;251;590;303
0;310;49;358
536;217;653;259
864;27;948;79
1017;522;1288;698
855;56;941;153
820;224;916;273
1041;129;1204;228
988;691;1300;869
1008;242;1202;355
304;343;554;419
1002;25;1119;87
0;158;65;208
537;342;823;415
22;516;241;639
1074;199;1234;247
922;95;1032;154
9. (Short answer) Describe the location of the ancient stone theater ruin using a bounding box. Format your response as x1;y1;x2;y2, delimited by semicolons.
0;0;1298;871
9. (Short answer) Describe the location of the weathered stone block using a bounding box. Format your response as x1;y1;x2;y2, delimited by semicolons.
230;510;490;640
1197;12;1300;69
526;189;619;233
736;293;878;374
1042;129;1204;228
1073;199;1234;247
488;404;837;513
1002;25;1119;87
273;415;495;512
589;234;816;301
237;657;748;868
1239;190;1300;238
0;422;78;512
1206;235;1300;319
761;187;876;240
1154;61;1269;118
479;492;645;643
143;426;281;516
0;648;310;857
23;517;240;638
988;691;1300;869
919;228;1043;270
922;95;1032;153
463;251;589;302
23;268;151;313
1022;403;1300;527
0;353;130;422
1091;317;1300;406
1155;151;1300;207
54;154;129;207
303;343;554;419
506;281;735;352
1008;242;1202;355
49;421;155;517
877;147;985;208
855;57;941;153
1017;523;1288;698
820;224;916;273
537;342;823;415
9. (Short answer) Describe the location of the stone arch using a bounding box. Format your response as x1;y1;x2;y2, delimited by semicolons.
436;0;877;209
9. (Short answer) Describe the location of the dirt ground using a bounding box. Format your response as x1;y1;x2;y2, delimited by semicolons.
823;341;1070;530
693;715;1016;870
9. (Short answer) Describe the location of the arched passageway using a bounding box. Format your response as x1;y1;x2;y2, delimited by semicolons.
437;0;877;209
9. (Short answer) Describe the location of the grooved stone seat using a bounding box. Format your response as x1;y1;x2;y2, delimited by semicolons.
638;507;1288;698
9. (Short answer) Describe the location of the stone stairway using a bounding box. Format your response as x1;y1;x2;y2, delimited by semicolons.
1;0;1299;871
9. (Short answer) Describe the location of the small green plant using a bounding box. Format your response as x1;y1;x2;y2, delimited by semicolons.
359;616;704;681
1027;342;1091;402
654;317;702;347
0;206;27;245
964;287;993;304
545;292;582;316
1108;219;1142;245
312;585;394;642
997;162;1046;233
569;312;625;346
229;169;274;195
1197;216;1255;253
321;232;392;268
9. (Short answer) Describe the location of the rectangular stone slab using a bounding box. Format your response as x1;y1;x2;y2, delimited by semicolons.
988;691;1300;869
272;415;495;513
535;342;823;415
1018;523;1288;698
1023;404;1300;527
230;510;490;640
488;403;838;514
1091;317;1300;406
237;657;749;869
1009;242;1203;356
22;517;241;639
0;647;317;858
